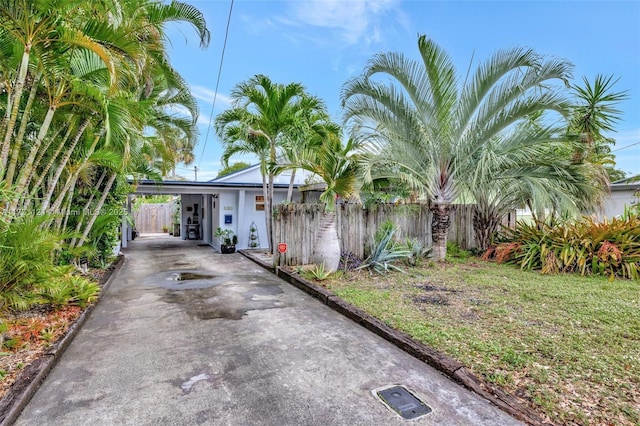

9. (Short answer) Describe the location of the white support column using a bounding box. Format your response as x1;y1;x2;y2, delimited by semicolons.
202;194;212;243
121;195;130;248
238;190;246;249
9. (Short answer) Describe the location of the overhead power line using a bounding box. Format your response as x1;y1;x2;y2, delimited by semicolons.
197;0;234;173
612;141;640;152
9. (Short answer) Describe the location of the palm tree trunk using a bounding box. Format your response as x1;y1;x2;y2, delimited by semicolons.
55;190;74;232
261;168;271;252
74;172;117;248
1;49;31;169
268;139;276;251
5;71;42;185
46;130;102;215
472;205;502;252
7;105;57;214
430;203;450;261
69;170;107;247
21;124;74;213
286;169;296;202
48;168;78;216
313;210;340;272
39;117;90;213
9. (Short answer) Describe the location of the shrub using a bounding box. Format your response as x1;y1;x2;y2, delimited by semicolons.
339;251;362;271
489;216;640;280
405;238;432;266
358;226;411;274
446;241;472;261
304;263;332;281
0;215;99;312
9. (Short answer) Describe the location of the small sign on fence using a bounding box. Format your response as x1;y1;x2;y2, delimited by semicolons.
277;243;288;254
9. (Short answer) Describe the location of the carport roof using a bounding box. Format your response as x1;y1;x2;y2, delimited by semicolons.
131;179;294;195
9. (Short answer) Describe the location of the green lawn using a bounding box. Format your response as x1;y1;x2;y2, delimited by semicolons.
325;259;640;425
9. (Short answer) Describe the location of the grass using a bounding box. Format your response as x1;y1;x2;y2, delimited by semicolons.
324;258;640;425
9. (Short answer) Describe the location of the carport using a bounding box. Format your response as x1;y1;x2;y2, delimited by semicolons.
124;180;294;252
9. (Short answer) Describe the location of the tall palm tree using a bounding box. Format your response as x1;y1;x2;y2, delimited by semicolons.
216;75;328;250
342;35;574;260
1;0;210;246
568;74;628;179
295;134;357;272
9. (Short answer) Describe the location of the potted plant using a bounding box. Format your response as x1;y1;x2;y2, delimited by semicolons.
215;227;237;254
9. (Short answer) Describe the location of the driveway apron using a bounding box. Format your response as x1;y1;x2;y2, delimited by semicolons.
16;234;522;425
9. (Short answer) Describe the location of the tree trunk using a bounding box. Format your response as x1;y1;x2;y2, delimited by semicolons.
286;169;296;202
69;170;107;247
1;48;31;169
48;169;78;216
73;172;117;248
21;124;74;213
261;167;271;252
430;203;450;261
12;104;56;190
5;71;41;185
472;205;502;252
39;117;90;213
7;105;57;214
313;210;340;272
268;140;276;252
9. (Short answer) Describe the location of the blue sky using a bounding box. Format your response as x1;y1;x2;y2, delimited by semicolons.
165;0;640;181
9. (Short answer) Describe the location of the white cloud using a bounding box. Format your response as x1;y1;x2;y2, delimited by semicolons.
190;85;232;107
607;127;640;176
282;0;402;47
196;114;212;127
607;128;640;147
167;104;192;117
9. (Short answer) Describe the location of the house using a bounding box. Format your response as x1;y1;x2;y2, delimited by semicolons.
600;178;640;219
124;165;311;252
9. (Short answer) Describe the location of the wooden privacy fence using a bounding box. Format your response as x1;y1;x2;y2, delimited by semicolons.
133;203;173;233
273;203;514;266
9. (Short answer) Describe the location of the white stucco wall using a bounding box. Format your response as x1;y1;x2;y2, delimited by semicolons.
601;189;639;219
213;191;238;249
210;189;301;250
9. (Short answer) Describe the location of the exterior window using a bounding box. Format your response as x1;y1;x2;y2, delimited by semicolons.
255;195;265;211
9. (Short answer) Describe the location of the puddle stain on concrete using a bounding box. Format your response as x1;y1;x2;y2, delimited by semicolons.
169;370;220;395
162;283;288;320
169;272;216;281
138;270;289;320
181;373;210;393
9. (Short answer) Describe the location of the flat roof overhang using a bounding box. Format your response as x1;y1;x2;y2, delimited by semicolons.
610;183;640;193
130;179;295;195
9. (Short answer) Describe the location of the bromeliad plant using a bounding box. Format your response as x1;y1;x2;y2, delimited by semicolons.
487;215;640;280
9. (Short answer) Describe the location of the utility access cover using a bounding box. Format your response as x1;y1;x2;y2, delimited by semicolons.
376;385;432;420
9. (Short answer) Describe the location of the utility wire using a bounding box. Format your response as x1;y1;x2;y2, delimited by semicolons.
612;141;640;152
197;0;234;172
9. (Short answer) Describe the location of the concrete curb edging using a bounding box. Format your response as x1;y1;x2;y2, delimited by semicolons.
240;250;548;426
0;255;126;426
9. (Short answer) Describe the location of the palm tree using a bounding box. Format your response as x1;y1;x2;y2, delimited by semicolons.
216;75;328;250
342;35;574;261
568;74;628;178
285;133;358;271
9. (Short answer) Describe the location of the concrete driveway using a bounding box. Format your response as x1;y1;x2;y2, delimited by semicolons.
16;234;521;425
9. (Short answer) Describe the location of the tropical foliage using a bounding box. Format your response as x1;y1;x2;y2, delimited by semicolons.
357;223;412;274
0;215;98;311
567;74;629;181
342;35;607;259
216;75;330;250
216;161;251;178
486;215;640;280
0;0;210;311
